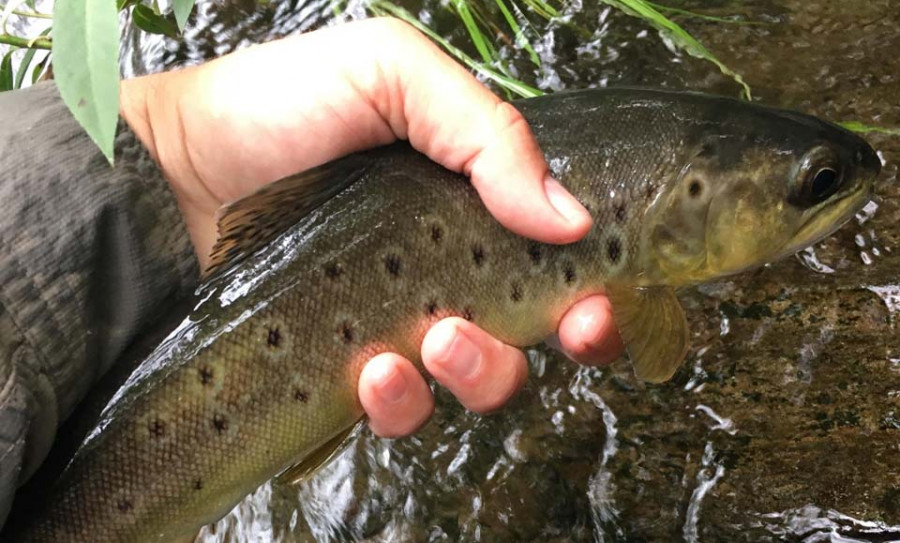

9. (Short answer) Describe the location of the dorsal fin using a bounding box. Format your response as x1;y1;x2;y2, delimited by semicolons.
203;155;369;278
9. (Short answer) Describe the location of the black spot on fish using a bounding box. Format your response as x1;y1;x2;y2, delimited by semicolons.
212;414;228;434
689;180;703;198
511;282;523;302
198;365;214;385
425;300;438;316
117;499;133;513
148;418;165;438
607;238;622;264
527;242;542;265
431;224;444;243
384;254;402;277
471;244;485;267
338;321;355;344
324;262;343;280
294;389;310;403
463;307;475;321
563;262;577;285
615;203;627;223
267;327;281;348
193;479;204;491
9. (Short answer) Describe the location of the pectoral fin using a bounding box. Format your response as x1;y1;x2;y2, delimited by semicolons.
606;285;690;383
275;417;365;487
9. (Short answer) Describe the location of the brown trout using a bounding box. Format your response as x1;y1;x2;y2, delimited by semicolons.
13;89;880;542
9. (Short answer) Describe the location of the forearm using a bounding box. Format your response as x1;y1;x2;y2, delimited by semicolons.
0;82;199;526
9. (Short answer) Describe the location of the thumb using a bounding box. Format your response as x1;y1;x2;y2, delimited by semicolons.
374;19;593;244
464;101;593;244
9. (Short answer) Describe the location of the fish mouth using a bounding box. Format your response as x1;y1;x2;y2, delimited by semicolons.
776;179;872;260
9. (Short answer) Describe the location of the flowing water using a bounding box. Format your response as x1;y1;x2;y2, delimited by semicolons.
120;1;900;541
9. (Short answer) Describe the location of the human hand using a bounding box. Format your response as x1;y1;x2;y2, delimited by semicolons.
119;18;624;437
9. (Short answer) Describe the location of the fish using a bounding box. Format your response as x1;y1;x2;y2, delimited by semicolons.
10;88;880;542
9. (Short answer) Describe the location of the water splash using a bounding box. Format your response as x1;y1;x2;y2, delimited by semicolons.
798;247;836;274
571;367;622;542
296;444;360;542
750;505;900;542
695;405;737;435
867;285;900;314
197;482;275;543
684;346;711;393
683;442;726;543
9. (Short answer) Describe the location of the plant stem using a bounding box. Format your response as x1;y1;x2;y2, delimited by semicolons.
645;1;762;25
12;10;52;19
0;32;51;48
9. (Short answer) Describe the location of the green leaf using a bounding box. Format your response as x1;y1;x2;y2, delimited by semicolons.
53;0;120;164
603;0;752;100
117;0;139;11
31;52;49;84
645;1;764;25
172;0;194;31
493;0;541;67
132;4;179;38
15;26;51;89
1;50;14;92
13;47;35;88
452;0;494;64
519;0;558;20
839;121;900;137
370;2;543;99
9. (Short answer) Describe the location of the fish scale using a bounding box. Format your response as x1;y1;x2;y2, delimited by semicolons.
12;88;879;542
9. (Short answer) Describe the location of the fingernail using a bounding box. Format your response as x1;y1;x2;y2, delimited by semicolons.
544;176;591;225
575;311;621;364
372;363;409;404
441;330;483;380
577;312;603;343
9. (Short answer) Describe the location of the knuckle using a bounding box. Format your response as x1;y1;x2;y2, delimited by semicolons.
491;100;532;139
371;17;420;42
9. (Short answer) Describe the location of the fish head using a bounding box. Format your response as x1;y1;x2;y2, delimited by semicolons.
641;100;881;286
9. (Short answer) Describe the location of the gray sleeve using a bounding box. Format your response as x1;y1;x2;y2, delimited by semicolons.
0;82;200;526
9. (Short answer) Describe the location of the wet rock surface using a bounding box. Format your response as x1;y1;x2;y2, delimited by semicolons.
123;0;900;541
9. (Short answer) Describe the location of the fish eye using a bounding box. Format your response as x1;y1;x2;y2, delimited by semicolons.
791;146;843;207
809;168;838;200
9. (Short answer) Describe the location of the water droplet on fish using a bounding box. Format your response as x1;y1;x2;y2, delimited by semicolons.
860;251;873;265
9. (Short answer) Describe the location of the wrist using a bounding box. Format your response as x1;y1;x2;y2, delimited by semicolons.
120;73;217;269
